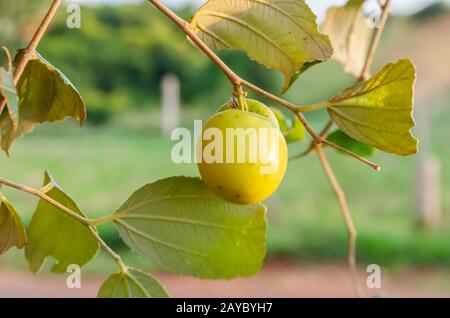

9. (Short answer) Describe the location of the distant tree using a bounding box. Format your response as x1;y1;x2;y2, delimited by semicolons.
0;0;49;49
412;2;449;21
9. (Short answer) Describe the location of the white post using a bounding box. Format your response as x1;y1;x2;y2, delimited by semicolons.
416;155;442;228
161;73;180;136
415;107;442;228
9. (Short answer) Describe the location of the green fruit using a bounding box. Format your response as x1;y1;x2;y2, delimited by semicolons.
217;99;279;128
198;101;288;205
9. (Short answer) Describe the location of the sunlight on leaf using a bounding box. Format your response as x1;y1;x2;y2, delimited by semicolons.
190;0;332;93
112;176;267;279
321;0;371;77
0;193;27;254
97;268;169;298
25;171;99;274
1;51;86;154
327;59;418;156
0;47;19;155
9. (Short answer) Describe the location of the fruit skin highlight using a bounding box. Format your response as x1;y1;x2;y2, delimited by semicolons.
197;100;288;205
217;99;280;128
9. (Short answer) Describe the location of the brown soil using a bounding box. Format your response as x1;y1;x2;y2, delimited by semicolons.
1;262;449;298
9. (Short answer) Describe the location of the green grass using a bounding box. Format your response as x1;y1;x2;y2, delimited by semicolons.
1;61;449;272
1;104;450;273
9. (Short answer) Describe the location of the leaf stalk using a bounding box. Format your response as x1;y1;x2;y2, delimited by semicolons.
0;0;62;115
0;177;126;272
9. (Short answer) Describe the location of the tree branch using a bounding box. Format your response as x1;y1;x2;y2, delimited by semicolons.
0;177;126;271
0;0;62;115
0;177;90;225
290;120;334;160
315;144;363;297
311;1;393;297
359;0;392;81
292;0;393;164
88;226;127;271
146;0;379;170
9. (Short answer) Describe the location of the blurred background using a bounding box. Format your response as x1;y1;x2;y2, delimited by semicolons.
0;0;450;297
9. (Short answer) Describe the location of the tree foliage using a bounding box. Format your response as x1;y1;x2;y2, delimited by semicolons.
0;0;418;298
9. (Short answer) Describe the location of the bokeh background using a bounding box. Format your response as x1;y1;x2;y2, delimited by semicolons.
1;0;450;297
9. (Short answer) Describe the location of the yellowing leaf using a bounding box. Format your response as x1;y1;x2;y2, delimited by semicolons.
111;176;267;279
25;171;99;274
0;48;19;155
327;59;418;156
2;51;86;153
190;0;332;92
0;48;18;114
0;110;16;156
0;193;27;254
97;268;169;298
321;0;371;77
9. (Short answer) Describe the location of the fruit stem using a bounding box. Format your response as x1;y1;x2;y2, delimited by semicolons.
234;84;249;111
296;101;331;113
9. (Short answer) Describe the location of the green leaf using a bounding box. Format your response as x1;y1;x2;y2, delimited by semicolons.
0;110;16;156
25;171;99;274
271;107;305;143
0;48;18;114
111;176;267;279
327;129;375;158
0;48;19;155
2;51;86;153
327;59;418;156
190;0;332;93
285;117;305;143
321;0;371;77
0;193;27;254
270;107;289;132
97;268;169;298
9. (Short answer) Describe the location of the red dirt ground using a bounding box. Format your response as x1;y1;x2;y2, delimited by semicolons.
1;262;450;298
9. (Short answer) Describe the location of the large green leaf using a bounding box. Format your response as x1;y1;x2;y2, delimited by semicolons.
25;171;99;274
271;107;305;143
1;51;86;153
321;0;371;77
327;129;375;158
0;193;27;254
327;59;418;156
190;0;332;92
0;48;18;155
97;268;169;298
111;176;267;279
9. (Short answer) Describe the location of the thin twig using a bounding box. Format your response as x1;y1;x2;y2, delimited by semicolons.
0;0;62;115
359;0;392;81
146;0;379;170
296;101;331;113
322;139;381;171
0;178;90;225
88;226;127;271
0;177;126;271
315;144;363;297
290;120;334;160
311;1;392;297
240;79;321;142
148;0;238;85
